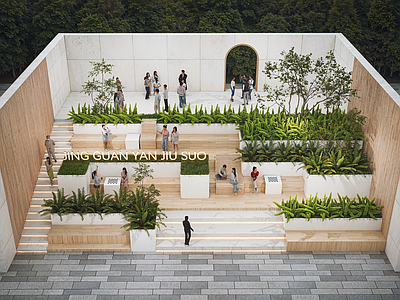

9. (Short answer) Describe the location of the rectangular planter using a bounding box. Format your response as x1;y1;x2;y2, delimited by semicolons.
57;166;91;195
284;217;382;231
304;174;372;198
180;175;209;198
241;162;304;177
130;229;156;252
73;123;141;135
156;123;237;135
51;213;125;225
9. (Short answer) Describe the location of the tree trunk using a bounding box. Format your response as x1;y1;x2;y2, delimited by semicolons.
12;68;16;78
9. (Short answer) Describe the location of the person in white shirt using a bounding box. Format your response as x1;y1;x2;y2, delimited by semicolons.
154;89;161;114
249;76;254;101
230;77;235;102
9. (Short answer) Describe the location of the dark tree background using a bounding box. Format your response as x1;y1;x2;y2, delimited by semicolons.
226;46;257;84
0;0;399;78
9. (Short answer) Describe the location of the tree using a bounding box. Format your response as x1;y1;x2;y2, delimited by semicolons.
226;46;257;82
81;59;117;109
257;13;290;33
257;48;358;119
132;163;154;188
0;0;28;76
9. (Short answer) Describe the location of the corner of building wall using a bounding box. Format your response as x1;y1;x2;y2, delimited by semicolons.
0;169;16;272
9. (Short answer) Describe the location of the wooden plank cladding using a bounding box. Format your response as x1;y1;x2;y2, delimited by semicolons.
348;58;400;238
286;230;386;252
0;59;54;246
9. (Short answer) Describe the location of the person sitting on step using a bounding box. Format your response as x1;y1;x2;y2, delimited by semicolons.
230;167;241;195
215;164;228;180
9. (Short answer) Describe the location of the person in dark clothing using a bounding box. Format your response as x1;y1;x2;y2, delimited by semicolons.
242;79;250;105
179;70;187;90
182;215;194;246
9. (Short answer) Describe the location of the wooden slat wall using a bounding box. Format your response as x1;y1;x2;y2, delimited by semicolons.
348;58;400;238
0;59;53;245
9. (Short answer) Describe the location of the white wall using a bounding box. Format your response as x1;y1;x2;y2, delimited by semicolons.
65;33;338;93
0;170;16;272
386;176;400;272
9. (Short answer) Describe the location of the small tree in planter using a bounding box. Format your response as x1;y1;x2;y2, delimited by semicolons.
125;163;166;251
81;58;120;111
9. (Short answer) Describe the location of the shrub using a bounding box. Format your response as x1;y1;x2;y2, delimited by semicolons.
58;160;90;175
181;156;209;175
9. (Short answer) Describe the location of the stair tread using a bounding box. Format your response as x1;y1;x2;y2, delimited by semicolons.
47;244;130;252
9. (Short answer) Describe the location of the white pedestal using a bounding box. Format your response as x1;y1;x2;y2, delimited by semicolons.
126;133;141;150
104;177;121;195
264;175;282;194
130;229;156;252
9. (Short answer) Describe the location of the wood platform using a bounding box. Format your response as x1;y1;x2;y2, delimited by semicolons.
47;225;130;252
141;119;157;149
286;230;386;251
71;134;126;150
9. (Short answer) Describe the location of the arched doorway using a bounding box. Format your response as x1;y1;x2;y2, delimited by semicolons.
225;44;258;91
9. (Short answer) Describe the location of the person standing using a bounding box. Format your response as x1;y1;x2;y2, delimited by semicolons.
154;89;161;114
45;135;57;163
118;90;125;109
240;75;247;99
230;77;236;102
102;125;111;151
92;166;102;190
163;84;169;112
179;70;187;90
251;166;259;193
215;164;228;180
183;216;194;246
157;125;169;151
116;77;122;91
243;79;250;105
230;167;241;196
171;126;179;154
249;76;254;101
144;73;150;99
121;167;128;189
45;157;54;186
153;71;160;93
177;82;186;109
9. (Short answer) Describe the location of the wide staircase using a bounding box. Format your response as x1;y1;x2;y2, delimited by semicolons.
157;210;286;251
17;120;73;253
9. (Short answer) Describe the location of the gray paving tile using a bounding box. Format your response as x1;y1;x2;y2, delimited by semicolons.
346;295;383;300
235;295;271;300
68;296;97;300
96;296;124;300
173;288;201;294
318;296;348;300
72;281;101;289
282;288;311;294
288;282;316;289
63;289;92;295
270;296;292;300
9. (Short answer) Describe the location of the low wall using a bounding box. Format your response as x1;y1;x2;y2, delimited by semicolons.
241;162;304;177
73;124;141;135
156;123;237;135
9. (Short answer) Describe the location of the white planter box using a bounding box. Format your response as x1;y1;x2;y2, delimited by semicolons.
130;229;156;252
180;175;209;198
51;213;125;225
157;123;237;135
94;162;180;178
284;217;382;231
304;174;372;198
73;123;141;135
241;162;305;177
57;167;91;195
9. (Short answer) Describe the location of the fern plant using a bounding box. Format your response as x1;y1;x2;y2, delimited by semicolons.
40;189;69;220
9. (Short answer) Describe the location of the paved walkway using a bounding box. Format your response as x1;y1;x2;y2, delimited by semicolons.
1;251;399;299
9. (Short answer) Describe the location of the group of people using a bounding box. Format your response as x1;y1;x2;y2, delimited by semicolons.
215;165;260;195
113;77;125;109
230;75;254;105
157;125;179;153
144;70;188;113
91;165;129;190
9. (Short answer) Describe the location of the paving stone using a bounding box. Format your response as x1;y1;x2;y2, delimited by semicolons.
126;282;160;288
316;282;343;289
282;288;311;294
317;264;343;271
1;276;28;282
235;295;271;300
175;271;202;276
13;296;48;300
310;288;338;294
262;288;283;294
68;296;97;300
269;296;292;300
63;289;92;295
376;282;398;288
134;276;156;282
372;289;394;294
320;275;347;281
330;271;351;276
107;276;133;282
338;288;373;294
28;276;49;282
200;288;228;294
173;288;201;295
159;296;181;300
8;289;44;295
181;281;208;289
214;276;239;282
124;295;159;300
18;282;53;289
291;296;319;300
345;275;367;281
72;281;101;289
228;288;263;294
91;289;119;295
238;275;260;281
96;296;124;300
289;281;316;289
346;295;383;300
342;281;376;288
234;282;268;288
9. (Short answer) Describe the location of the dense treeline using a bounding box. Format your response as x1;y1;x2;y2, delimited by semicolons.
1;0;399;78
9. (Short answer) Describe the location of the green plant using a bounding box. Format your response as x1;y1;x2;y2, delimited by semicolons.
132;162;154;187
274;193;383;222
181;156;210;175
58;159;90;176
40;189;69;220
68;188;89;220
86;188;112;218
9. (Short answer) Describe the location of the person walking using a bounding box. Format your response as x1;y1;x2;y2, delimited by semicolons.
251;166;259;193
249;76;254;101
102;125;111;151
182;216;194;246
230;77;236;102
179;70;187;90
45;135;57;163
153;71;160;93
121;167;128;189
177;82;186;109
242;79;250;105
230;167;241;196
92;166;102;190
240;75;247;99
171;126;179;154
163;84;169;112
144;73;150;99
45;157;54;186
157;125;169;151
215;164;228;180
154;89;161;114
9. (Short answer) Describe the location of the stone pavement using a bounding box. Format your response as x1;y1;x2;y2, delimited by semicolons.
0;251;399;300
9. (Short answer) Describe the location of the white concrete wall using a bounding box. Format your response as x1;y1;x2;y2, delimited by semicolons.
386;176;400;272
0;170;16;272
65;33;338;94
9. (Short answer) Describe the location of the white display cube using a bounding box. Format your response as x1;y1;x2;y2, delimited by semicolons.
104;177;121;195
264;175;282;194
126;133;141;150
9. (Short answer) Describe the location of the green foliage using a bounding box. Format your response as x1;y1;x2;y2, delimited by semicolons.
274;194;384;222
132;162;154;187
258;48;358;118
181;156;210;175
40;189;69;220
58;159;90;176
226;46;257;81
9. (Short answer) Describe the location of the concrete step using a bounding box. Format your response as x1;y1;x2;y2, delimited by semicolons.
34;186;58;192
17;244;48;252
21;228;50;236
163;210;283;222
26;213;51;221
19;236;48;243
